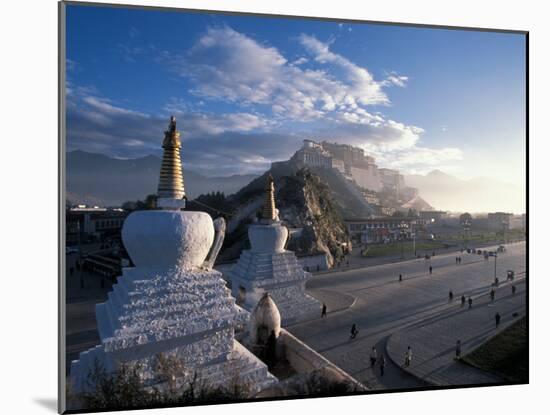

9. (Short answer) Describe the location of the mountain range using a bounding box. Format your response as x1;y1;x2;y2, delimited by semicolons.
66;150;258;206
404;170;525;214
66;151;525;214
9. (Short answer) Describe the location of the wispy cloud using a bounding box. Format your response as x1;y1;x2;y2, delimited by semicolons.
382;72;409;88
67;26;463;176
291;57;308;66
172;26;393;121
370;146;463;175
298;33;388;106
66;85;296;174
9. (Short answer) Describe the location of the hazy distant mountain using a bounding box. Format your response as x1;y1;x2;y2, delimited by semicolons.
66;150;258;207
405;170;525;213
400;195;434;211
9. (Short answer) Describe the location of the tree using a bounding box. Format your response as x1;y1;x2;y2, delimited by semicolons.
459;212;473;226
121;194;158;212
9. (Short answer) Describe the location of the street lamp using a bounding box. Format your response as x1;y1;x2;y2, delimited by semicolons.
493;251;498;282
398;221;408;259
460;213;472;250
463;223;470;249
77;220;82;265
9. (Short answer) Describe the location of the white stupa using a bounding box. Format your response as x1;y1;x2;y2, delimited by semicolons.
228;175;321;325
70;117;276;395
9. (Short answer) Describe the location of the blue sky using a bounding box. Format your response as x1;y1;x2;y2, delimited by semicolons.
66;4;526;191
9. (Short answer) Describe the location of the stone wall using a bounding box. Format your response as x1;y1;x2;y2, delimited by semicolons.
297;253;329;271
278;329;365;390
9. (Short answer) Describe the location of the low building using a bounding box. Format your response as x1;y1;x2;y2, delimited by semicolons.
345;217;428;244
419;210;448;223
509;214;525;230
66;206;128;245
487;212;513;231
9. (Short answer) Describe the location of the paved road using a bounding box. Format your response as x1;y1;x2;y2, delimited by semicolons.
65;246;114;374
289;241;526;390
386;279;525;386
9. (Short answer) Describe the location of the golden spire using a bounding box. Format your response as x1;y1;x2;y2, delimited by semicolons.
157;116;186;209
262;174;277;221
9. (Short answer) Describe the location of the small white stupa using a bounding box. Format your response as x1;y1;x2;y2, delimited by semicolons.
249;293;281;345
228;175;321;325
70;117;276;395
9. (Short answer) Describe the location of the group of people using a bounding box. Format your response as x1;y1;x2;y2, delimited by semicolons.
458;294;473;308
454;279;518;309
336;248;517;381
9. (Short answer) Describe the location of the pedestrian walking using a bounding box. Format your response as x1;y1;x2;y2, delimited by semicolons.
404;346;412;367
495;312;501;328
455;257;458;264
455;340;462;359
370;346;378;367
429;265;433;275
490;288;495;302
449;290;454;302
458;257;462;264
380;355;386;376
350;323;359;339
399;273;403;282
512;285;517;295
321;303;327;318
468;297;473;309
461;295;466;307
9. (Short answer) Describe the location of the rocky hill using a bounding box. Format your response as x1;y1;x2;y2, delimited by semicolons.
270;160;375;218
217;167;351;267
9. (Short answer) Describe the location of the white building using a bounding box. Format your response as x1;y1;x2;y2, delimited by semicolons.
292;139;417;198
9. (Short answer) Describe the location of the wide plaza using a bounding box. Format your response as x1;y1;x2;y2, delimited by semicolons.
291;241;526;389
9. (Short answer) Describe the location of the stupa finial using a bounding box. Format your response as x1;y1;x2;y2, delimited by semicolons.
157;116;186;209
168;115;177;133
262;174;277;221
